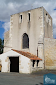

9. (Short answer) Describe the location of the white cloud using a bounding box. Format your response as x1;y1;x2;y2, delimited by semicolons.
0;0;56;38
2;22;10;32
8;3;14;9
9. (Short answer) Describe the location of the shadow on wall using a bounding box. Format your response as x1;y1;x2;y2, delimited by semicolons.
35;82;43;85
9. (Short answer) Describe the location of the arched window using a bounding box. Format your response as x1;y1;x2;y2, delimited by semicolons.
22;33;29;49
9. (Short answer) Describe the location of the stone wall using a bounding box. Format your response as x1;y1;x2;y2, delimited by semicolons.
44;8;53;38
4;31;9;47
44;38;56;69
9;7;44;56
4;31;11;52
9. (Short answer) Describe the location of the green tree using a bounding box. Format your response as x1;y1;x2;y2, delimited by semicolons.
0;38;4;54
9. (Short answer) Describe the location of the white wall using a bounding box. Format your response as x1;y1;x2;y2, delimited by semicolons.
0;50;31;73
19;55;31;73
0;50;20;72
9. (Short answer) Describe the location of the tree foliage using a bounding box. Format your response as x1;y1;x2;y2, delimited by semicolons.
0;38;4;54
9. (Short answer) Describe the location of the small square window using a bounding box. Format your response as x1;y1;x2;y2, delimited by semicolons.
46;13;47;15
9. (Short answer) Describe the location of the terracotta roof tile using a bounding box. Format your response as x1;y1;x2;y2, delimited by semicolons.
12;49;42;60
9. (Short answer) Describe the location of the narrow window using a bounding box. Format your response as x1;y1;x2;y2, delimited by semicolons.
19;15;22;23
28;13;30;22
20;15;22;23
21;15;22;19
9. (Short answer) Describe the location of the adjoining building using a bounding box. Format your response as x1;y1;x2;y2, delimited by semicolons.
0;6;56;73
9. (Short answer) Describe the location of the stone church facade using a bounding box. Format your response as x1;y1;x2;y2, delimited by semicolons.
0;6;56;73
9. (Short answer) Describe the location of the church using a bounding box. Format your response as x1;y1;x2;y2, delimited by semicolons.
0;6;56;73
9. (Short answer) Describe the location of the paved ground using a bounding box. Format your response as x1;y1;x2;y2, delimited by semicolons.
0;72;43;85
0;70;56;85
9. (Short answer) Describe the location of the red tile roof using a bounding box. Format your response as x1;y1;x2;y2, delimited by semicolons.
12;49;42;60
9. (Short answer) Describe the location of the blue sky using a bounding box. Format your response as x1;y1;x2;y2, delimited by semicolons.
0;0;56;39
0;21;5;39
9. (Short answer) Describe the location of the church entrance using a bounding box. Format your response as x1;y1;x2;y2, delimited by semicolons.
9;57;19;72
